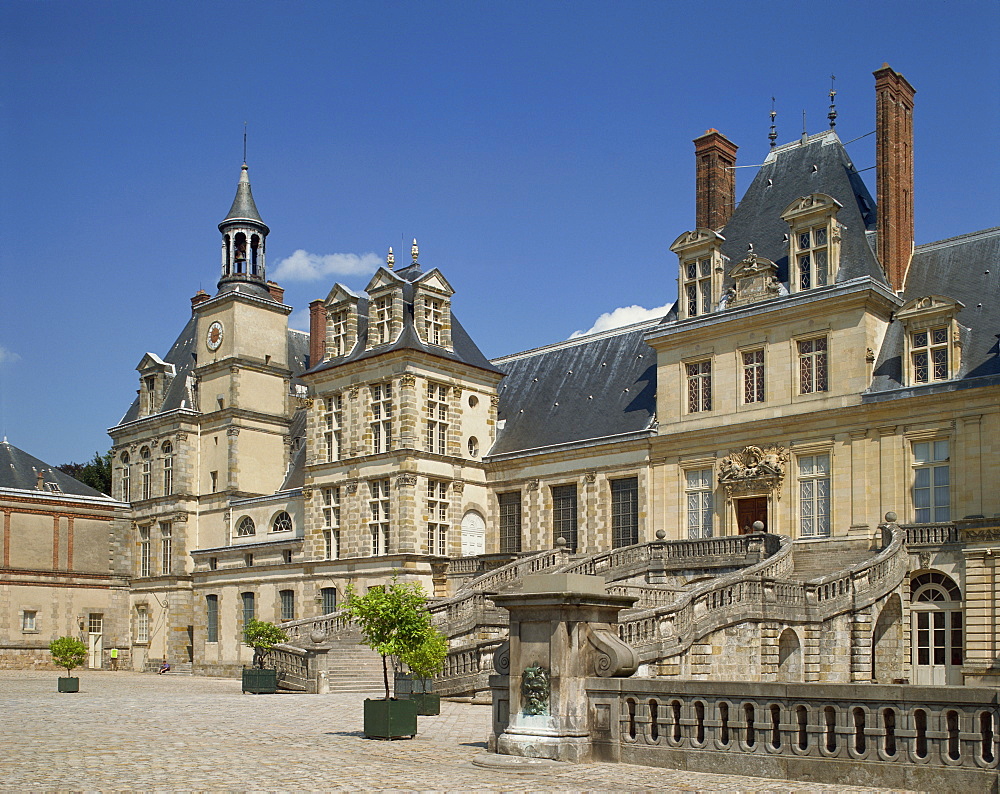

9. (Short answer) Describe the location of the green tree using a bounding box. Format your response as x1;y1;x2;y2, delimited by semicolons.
49;636;87;675
242;619;289;669
342;579;434;700
57;450;112;495
400;626;449;687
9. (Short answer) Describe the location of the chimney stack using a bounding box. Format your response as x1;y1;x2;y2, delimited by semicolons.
874;64;916;292
190;290;210;309
309;299;327;367
693;129;738;231
266;281;285;304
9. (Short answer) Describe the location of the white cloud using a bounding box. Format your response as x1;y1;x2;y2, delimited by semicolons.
271;249;381;282
0;345;21;364
570;304;671;339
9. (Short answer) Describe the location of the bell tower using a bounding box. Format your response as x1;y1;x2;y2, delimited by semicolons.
218;163;270;290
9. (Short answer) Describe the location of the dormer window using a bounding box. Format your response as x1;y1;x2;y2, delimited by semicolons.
781;193;843;294
424;299;444;345
373;297;392;345
331;309;348;357
896;295;964;386
323;284;361;360
669;229;725;321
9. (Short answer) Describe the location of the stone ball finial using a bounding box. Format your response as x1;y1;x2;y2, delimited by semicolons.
555;537;567;548
655;529;666;540
752;521;765;533
885;511;897;524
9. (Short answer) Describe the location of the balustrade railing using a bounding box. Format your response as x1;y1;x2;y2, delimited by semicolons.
904;522;959;545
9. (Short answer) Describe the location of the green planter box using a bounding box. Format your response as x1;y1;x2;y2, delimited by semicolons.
363;698;417;739
394;673;434;696
57;676;79;693
409;692;440;716
242;668;278;694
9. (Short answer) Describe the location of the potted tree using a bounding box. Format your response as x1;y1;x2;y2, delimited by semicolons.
399;627;448;716
241;618;288;694
49;636;87;693
342;579;433;739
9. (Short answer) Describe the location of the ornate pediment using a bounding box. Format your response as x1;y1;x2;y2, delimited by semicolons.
718;445;788;497
726;249;781;308
364;267;405;294
780;192;843;222
414;268;455;297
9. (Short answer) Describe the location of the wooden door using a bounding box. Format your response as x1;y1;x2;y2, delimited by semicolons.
736;497;767;534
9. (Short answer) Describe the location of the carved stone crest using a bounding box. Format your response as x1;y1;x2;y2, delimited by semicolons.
399;373;416;387
728;251;781;308
394;472;417;488
718;445;788;497
346;479;358;494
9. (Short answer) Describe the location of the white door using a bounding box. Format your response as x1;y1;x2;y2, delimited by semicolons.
88;613;104;669
461;511;486;557
912;608;963;685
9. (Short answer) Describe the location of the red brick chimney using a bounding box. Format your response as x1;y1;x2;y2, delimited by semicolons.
190;290;210;309
309;299;327;366
874;64;916;292
266;281;285;303
693;129;738;230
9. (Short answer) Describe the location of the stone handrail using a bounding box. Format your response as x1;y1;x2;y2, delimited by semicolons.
280;609;357;644
903;522;959;545
607;584;683;610
617;525;907;663
455;546;573;594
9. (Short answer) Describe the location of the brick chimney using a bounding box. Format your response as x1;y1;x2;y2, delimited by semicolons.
874;64;916;292
266;281;285;303
190;290;210;309
309;299;327;367
693;129;738;230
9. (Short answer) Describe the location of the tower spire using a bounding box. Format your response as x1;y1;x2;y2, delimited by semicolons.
217;163;270;294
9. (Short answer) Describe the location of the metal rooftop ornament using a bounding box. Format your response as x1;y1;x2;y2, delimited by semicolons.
828;75;838;129
769;97;777;149
411;238;419;264
386;246;395;269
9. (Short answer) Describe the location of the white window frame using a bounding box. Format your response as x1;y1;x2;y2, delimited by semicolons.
426;479;448;555
370;383;393;454
323;394;343;462
323;486;340;560
686;360;712;413
741;348;765;404
912;440;950;523
798;453;831;538
685;468;714;539
138;525;151;577
331;309;348;357
425;382;449;456
369;479;390;555
162;442;173;496
424;298;444;345
159;521;172;575
373;296;392;345
682;256;713;318
136;607;149;644
797;336;828;394
21;610;37;632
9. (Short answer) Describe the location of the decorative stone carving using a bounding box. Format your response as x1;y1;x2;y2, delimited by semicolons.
520;665;550;716
588;628;639;677
718;445;788;498
400;373;416;387
452;481;465;494
175;432;188;442
348;385;359;399
585;471;597;484
394;473;417;488
172;512;188;524
227;427;241;437
728;250;781;308
866;348;876;362
493;640;510;675
452;386;462;397
490;395;500;407
346;480;358;494
302;486;313;499
230;365;240;375
527;479;540;491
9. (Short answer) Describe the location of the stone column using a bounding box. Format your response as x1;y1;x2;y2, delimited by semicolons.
489;574;638;762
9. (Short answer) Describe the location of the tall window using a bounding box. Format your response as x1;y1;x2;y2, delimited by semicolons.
913;440;950;523
323;395;343;462
686;360;712;413
331;309;348;357
161;442;174;496
742;349;765;404
685;469;713;539
143;375;157;414
912;328;949;383
370;382;393;454
498;492;522;554
796;225;829;289
798;337;828;394
241;592;255;624
373;297;392;344
426;383;448;455
237;516;256;536
138;525;151;577
552;484;578;552
426;479;448;555
369;479;390;555
611;477;639;548
140;446;151;500
159;521;172;575
136;607;149;643
205;596;218;643
280;589;295;621
322;486;340;560
120;453;130;501
271;511;292;533
321;587;338;614
798;453;831;537
424;298;444;345
683;257;712;317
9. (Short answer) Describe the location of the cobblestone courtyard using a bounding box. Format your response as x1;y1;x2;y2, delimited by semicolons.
0;671;908;792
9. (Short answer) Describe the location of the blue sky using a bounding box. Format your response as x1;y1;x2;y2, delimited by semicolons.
1;1;998;466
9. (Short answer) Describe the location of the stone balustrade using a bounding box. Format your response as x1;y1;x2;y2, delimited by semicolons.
905;522;960;545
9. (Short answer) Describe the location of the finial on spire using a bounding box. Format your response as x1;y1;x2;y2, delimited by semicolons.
386;246;395;269
243;121;248;165
768;97;777;149
411;238;419;264
801;110;808;143
827;74;838;129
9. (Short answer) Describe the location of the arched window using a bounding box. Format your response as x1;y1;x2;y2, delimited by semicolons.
140;447;151;500
223;234;231;275
271;511;292;533
250;234;261;274
234;232;247;272
237;516;256;536
162;442;173;496
120;452;131;501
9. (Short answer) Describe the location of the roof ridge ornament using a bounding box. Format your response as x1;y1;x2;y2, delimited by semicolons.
769;97;777;149
828;75;838;129
411;238;419;264
386;246;395;269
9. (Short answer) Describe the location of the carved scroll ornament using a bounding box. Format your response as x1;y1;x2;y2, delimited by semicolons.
588;628;639;678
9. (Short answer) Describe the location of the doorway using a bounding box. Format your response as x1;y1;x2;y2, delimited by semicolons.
736;497;767;533
461;510;486;557
87;613;104;669
910;571;963;685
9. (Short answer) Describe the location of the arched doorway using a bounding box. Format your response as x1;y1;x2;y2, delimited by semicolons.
871;594;903;683
461;510;486;557
777;628;802;682
910;571;963;685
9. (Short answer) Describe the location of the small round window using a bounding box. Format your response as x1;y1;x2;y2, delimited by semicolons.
237;516;256;536
468;437;480;457
468;394;479;408
271;511;293;533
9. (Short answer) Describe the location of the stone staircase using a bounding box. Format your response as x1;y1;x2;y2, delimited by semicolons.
321;638;385;693
790;540;875;580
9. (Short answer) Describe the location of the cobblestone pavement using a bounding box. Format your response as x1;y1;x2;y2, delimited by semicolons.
0;671;911;793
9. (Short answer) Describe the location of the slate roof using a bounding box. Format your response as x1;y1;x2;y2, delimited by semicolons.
0;439;111;498
488;323;658;458
870;227;1000;392
305;263;500;376
220;164;266;227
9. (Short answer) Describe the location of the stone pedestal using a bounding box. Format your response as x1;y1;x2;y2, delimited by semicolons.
490;573;637;762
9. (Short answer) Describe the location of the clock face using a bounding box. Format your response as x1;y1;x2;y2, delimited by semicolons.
207;321;224;351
